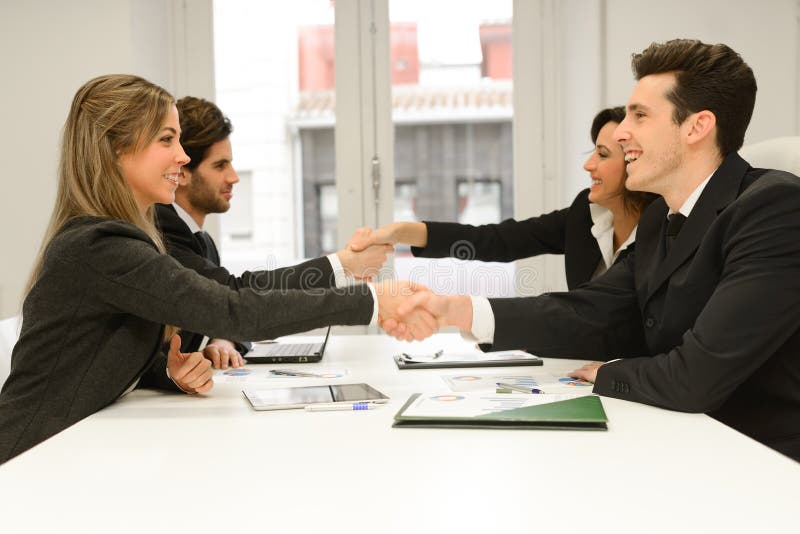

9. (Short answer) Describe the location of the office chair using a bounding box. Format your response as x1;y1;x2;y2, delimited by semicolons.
0;315;21;389
739;136;800;176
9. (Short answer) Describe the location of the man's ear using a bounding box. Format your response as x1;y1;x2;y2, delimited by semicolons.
685;110;716;146
179;167;192;186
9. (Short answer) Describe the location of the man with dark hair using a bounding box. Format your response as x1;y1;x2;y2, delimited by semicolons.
156;97;391;368
391;39;800;460
630;40;757;157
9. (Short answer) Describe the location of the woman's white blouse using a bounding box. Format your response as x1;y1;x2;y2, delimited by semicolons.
589;203;637;279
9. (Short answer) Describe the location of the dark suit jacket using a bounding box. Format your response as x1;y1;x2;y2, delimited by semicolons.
413;189;626;289
485;153;800;460
0;217;373;463
155;203;337;354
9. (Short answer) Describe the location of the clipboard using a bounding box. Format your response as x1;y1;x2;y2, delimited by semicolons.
392;393;607;430
393;350;542;370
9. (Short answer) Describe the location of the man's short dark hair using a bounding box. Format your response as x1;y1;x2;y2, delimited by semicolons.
176;96;233;170
632;39;757;156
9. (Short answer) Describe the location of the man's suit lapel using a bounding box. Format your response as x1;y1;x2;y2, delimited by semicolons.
644;153;750;302
156;204;200;253
635;198;667;301
156;203;209;259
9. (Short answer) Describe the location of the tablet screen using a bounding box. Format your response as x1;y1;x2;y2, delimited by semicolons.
330;383;388;402
243;383;389;410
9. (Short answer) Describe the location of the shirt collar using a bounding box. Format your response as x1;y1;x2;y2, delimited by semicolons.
172;202;202;234
589;202;614;236
671;169;716;218
589;203;637;270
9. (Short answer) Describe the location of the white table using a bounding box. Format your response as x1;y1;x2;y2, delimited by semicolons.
0;334;797;534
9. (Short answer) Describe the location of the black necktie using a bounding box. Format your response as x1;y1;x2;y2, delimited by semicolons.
665;213;686;254
195;231;220;265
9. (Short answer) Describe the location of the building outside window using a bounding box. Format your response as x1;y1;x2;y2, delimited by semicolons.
215;0;515;297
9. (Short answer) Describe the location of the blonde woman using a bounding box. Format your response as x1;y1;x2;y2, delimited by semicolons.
0;75;432;464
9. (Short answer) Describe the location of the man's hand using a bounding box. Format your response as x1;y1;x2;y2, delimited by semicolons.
568;361;604;383
337;227;393;281
166;334;214;394
374;279;438;341
348;225;397;252
203;339;245;370
381;292;473;339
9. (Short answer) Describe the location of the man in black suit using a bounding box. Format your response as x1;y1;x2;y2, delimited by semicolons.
156;97;391;368
391;39;800;460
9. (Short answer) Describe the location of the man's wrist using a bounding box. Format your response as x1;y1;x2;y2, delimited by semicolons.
445;295;473;331
468;296;494;343
327;252;349;287
366;283;379;326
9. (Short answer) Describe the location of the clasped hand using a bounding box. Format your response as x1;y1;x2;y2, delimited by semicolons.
337;227;395;281
373;280;438;341
373;280;471;342
352;226;471;342
166;334;214;394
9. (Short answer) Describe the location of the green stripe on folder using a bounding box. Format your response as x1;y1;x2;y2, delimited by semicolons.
393;394;608;430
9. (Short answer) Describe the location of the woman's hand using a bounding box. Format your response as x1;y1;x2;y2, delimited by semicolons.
348;222;428;251
166;334;214;394
204;339;245;369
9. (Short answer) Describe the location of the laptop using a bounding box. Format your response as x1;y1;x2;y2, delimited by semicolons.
244;327;331;364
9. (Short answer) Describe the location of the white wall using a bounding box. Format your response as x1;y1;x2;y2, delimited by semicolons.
1;0;797;313
606;0;799;145
557;0;800;206
213;0;308;269
517;0;799;293
0;0;213;318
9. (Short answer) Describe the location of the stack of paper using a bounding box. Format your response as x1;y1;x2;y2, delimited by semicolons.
394;350;542;369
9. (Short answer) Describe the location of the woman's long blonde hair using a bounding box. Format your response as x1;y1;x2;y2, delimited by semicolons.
25;74;174;298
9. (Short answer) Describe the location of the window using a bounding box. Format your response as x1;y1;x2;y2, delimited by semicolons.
389;0;515;297
220;169;254;241
213;0;335;271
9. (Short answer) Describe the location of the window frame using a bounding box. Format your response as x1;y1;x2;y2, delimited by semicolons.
334;0;564;295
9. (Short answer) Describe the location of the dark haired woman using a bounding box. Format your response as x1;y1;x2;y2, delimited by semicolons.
351;107;657;288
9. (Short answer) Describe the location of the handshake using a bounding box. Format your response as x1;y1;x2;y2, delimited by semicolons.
372;279;472;341
339;224;473;341
335;222;428;282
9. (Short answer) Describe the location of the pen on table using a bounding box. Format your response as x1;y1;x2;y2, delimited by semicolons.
496;382;544;394
305;402;384;412
269;369;323;377
401;349;443;361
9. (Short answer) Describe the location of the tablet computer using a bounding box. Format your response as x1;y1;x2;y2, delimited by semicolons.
242;383;389;411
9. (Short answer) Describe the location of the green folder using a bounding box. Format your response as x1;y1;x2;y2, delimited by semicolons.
392;393;608;430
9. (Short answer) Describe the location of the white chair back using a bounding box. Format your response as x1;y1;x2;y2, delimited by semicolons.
739;136;800;176
0;315;21;389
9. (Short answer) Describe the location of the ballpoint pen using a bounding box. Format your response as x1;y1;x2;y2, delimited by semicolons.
305;402;384;412
269;369;323;377
496;382;544;394
401;349;443;361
